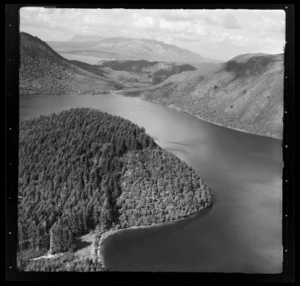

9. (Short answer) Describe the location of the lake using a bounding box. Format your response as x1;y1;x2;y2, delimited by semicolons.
58;52;103;65
20;94;283;273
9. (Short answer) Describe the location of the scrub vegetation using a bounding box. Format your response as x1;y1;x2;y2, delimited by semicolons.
124;54;284;139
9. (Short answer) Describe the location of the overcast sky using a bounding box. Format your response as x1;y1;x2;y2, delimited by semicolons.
20;8;286;61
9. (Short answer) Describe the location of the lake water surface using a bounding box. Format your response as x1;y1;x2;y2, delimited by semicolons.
58;52;103;65
20;94;283;273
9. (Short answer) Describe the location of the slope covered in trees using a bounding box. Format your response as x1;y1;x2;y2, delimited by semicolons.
19;32;122;96
18;108;213;271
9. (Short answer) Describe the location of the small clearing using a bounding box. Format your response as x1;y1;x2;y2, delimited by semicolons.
73;232;96;260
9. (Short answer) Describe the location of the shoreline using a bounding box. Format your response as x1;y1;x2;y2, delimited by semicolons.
21;92;282;141
160;102;282;141
114;91;283;141
95;203;214;269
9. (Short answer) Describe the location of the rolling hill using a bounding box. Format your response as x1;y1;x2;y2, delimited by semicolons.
124;53;284;139
19;32;122;96
96;60;197;84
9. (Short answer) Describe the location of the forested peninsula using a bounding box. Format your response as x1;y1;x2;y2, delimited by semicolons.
18;108;213;271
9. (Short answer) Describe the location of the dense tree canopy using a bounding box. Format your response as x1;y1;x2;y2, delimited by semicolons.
18;108;213;271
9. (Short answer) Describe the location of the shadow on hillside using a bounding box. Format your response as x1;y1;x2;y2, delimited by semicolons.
75;239;92;252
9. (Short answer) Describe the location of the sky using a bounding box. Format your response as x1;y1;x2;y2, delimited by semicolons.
20;8;286;61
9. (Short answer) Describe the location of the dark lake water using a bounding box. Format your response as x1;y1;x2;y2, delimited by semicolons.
20;94;283;273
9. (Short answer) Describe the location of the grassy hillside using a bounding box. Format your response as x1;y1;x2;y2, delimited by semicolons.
19;32;122;96
18;108;213;271
97;60;196;84
124;53;284;139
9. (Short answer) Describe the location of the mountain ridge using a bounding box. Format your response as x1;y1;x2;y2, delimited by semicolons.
47;36;221;64
68;35;104;42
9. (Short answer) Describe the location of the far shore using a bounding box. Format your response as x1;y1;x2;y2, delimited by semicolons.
21;91;282;141
164;103;282;141
112;91;282;141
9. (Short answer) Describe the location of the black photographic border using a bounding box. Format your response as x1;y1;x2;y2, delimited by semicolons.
5;2;295;282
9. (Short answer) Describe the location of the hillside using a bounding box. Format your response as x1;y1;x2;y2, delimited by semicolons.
47;37;220;65
124;53;284;139
97;60;197;84
20;32;205;95
18;108;213;271
19;32;122;96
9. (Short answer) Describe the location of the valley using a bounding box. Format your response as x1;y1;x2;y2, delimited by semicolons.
20;32;283;139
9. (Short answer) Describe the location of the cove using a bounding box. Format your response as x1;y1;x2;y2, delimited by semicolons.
20;94;283;273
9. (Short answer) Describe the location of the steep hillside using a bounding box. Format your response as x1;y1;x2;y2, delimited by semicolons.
19;32;122;96
124;54;284;139
47;37;220;64
18;108;213;271
97;60;197;84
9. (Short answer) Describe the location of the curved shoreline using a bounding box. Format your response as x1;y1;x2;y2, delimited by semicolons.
116;91;282;141
95;202;214;269
161;102;282;141
109;91;282;140
21;92;282;141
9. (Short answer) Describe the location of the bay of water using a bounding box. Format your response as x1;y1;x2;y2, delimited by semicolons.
58;52;103;65
20;94;283;273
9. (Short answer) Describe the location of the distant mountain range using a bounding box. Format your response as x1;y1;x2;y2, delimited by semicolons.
124;53;284;139
19;32;201;95
68;35;104;42
47;36;221;64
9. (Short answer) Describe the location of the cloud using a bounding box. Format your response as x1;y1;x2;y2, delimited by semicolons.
132;14;158;29
207;30;249;47
222;11;242;29
19;8;286;61
252;15;285;36
157;10;207;22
